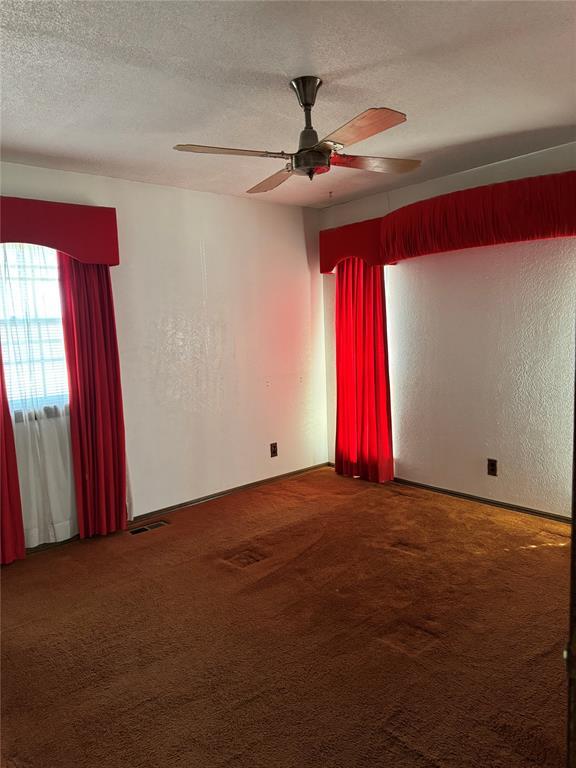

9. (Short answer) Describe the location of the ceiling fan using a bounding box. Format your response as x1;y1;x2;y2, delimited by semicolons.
173;76;421;194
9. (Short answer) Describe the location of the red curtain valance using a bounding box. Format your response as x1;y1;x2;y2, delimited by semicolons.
320;171;576;273
0;196;119;266
321;216;382;271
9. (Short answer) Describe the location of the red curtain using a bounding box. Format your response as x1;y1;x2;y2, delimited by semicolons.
320;170;576;272
320;217;381;272
58;254;127;538
0;345;25;565
1;196;120;266
335;258;393;483
379;170;576;265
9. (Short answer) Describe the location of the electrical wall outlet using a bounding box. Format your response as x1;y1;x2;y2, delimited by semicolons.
270;442;278;458
487;458;498;476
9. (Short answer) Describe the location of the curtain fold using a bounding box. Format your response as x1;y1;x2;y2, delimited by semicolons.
320;170;576;272
13;406;78;548
58;253;127;538
335;258;393;483
0;344;25;565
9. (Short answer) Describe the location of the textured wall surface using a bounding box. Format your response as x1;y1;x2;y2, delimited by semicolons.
1;162;328;516
320;150;576;516
3;156;573;519
385;238;575;517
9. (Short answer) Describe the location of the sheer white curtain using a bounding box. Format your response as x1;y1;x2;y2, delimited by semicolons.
0;243;77;547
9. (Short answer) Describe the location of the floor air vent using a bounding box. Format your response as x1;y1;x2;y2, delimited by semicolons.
129;520;170;535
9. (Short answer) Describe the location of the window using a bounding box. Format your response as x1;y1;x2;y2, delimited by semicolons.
0;243;69;412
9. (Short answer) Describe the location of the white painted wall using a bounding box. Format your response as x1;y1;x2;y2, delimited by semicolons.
1;162;328;517
320;144;576;515
386;240;575;517
3;145;573;519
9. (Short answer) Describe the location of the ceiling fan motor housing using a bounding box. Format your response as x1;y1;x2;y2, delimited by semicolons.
292;147;331;177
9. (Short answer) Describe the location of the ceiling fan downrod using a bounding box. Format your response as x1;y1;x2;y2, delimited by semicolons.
289;76;330;180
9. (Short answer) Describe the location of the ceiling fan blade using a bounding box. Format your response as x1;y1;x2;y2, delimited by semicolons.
331;154;421;174
319;108;407;149
174;144;289;159
247;168;294;194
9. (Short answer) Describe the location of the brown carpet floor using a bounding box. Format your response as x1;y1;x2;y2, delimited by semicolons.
1;469;570;768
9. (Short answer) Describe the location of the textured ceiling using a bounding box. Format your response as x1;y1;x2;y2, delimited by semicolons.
1;1;575;208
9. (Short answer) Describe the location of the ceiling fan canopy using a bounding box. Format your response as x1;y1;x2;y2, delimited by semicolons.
174;76;421;193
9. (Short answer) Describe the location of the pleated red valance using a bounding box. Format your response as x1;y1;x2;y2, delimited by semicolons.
0;196;119;266
320;171;576;273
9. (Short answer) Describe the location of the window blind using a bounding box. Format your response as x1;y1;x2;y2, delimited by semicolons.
0;243;69;412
